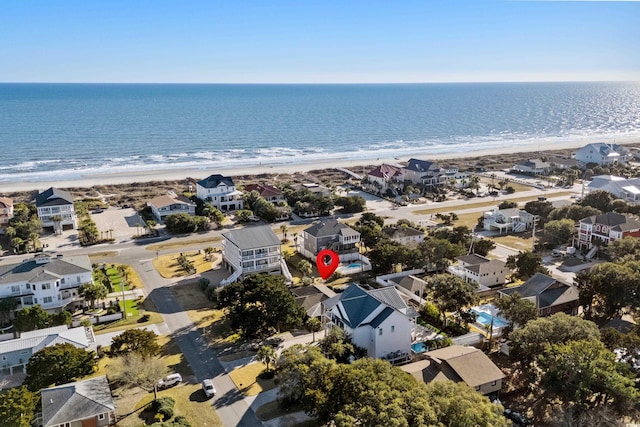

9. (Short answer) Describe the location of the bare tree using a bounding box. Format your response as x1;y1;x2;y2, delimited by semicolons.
110;353;168;400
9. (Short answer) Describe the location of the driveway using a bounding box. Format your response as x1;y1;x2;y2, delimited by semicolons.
91;207;144;243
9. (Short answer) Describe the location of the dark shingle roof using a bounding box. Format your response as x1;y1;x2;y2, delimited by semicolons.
197;174;235;189
41;375;115;427
404;158;436;172
382;226;424;239
223;225;280;250
35;187;74;207
457;254;490;265
580;212;640;228
245;183;283;198
303;218;357;238
0;256;92;285
500;272;557;298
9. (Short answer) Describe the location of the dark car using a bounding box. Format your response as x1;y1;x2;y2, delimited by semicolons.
504;408;530;426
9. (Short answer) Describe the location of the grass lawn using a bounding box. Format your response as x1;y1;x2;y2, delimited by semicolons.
94;298;163;334
492;234;535;252
146;236;222;251
118;299;140;317
450;212;482;229
153;251;213;278
229;362;277;396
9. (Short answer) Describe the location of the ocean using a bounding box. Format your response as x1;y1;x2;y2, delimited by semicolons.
1;82;639;184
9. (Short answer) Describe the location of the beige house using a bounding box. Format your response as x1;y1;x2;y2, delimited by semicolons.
382;225;424;247
449;254;508;288
401;345;505;395
0;196;13;230
147;191;196;223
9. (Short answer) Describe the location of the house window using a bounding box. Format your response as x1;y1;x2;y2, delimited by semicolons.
77;276;81;283
378;329;383;336
491;380;497;386
11;285;20;293
98;414;106;420
42;283;51;290
20;350;28;355
1;355;6;361
43;297;53;304
475;386;480;391
391;326;395;333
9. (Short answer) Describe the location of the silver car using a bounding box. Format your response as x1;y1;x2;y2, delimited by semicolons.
157;373;182;389
202;379;216;398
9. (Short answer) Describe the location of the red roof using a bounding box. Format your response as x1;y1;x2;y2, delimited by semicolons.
245;183;283;198
368;164;401;179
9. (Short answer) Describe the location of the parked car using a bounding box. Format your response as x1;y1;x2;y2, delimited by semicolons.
504;408;530;426
158;373;182;390
92;208;105;214
202;379;216;398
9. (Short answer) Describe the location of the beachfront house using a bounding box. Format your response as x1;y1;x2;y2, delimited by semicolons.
401;345;505;395
483;208;535;234
511;159;551;175
147;191;197;223
498;272;579;317
366;164;402;192
0;196;13;232
323;284;418;363
41;375;116;427
382;225;425;247
574;143;629;166
448;254;508;288
244;183;285;203
220;225;287;285
401;158;445;187
587;175;640;203
0;325;96;377
196;174;244;211
35;187;77;231
548;156;580;170
0;253;92;313
577;211;640;251
299;218;360;261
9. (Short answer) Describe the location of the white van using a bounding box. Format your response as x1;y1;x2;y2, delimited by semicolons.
158;373;182;389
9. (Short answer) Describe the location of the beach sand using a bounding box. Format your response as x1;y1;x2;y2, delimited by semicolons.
2;138;639;196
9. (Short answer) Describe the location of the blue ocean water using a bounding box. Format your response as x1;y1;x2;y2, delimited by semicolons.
1;82;639;183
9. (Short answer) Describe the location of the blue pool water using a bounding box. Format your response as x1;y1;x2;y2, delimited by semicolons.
411;342;428;353
471;309;509;328
348;263;362;269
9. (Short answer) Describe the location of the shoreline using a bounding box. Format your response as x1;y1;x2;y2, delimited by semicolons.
2;138;639;194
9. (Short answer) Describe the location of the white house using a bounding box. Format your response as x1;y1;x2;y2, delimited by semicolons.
35;187;77;231
323;284;418;363
0;253;92;313
511;159;551;175
587;175;640;203
483;208;535;234
299;218;361;261
448;254;508;288
575;143;629;166
147;192;197;223
0;325;96;377
220;225;284;285
196;174;243;211
382;225;424;247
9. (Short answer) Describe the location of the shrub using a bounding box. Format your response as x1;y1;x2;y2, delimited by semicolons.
420;302;440;323
152;397;175;421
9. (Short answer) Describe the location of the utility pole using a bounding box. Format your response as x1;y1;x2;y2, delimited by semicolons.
531;216;539;252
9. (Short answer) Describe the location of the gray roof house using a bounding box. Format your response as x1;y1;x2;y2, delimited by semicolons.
323;284;418;363
0;325;96;378
291;284;336;318
41;375;116;427
300;218;360;260
575;143;629;166
0;253;93;312
195;174;244;211
220;225;284;285
401;345;505;395
147;192;196;223
401;159;444;186
35;187;77;231
382;226;425;247
499;272;579;317
577;211;640;250
449;254;509;288
511;159;551;175
587;175;640;204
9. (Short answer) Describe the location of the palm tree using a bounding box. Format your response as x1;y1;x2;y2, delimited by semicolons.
305;317;322;342
204;247;215;261
280;224;288;242
28;232;40;252
11;237;23;254
256;345;277;373
51;215;63;235
298;260;313;278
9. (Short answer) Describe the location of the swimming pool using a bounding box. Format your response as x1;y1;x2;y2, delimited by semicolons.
411;342;428;353
347;262;362;269
471;309;509;328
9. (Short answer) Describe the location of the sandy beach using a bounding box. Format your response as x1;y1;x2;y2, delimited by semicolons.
2;138;639;194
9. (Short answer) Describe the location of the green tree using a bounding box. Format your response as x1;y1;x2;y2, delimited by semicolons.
297;259;312;278
523;200;554;223
427;274;477;327
493;293;537;337
14;305;51;332
548;204;601;222
257;345;277;372
509;313;600;368
279;224;288;241
318;327;366;363
218;274;305;338
473;238;496;257
609;236;640;261
80;282;108;309
110;329;161;358
580;189;614;212
537;339;638;412
335;195;366;213
506;251;549;280
0;386;37;427
357;212;385;229
305;317;322;342
0;297;18;326
24;343;96;391
498;200;518;210
418;237;464;272
543;218;575;247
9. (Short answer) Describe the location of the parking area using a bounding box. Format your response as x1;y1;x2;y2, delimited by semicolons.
90;207;145;243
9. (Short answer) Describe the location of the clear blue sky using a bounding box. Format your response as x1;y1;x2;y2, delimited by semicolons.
2;0;639;83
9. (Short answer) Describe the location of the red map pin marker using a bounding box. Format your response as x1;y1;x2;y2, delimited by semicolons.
316;249;339;280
